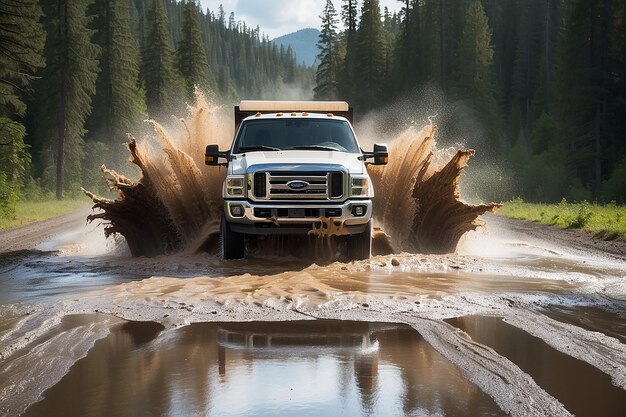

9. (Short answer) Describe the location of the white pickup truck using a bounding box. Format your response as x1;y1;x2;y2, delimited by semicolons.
205;101;388;260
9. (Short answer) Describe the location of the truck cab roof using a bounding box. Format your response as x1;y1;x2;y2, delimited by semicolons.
241;112;349;123
235;100;353;129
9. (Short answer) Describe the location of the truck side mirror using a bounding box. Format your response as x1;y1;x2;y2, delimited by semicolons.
373;143;389;165
205;144;229;166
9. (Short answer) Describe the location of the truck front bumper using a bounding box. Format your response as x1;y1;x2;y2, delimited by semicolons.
224;200;372;235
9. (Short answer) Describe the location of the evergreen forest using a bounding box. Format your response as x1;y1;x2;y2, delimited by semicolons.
0;0;313;214
1;0;626;217
315;0;626;204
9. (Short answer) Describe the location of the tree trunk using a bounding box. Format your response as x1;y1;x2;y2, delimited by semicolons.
56;0;68;200
440;0;445;91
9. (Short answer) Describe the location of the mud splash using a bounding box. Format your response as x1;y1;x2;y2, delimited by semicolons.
368;125;500;253
83;91;230;256
84;92;499;257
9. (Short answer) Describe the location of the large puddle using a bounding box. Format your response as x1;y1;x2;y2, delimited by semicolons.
447;315;626;417
2;198;626;416
22;319;505;417
542;305;626;344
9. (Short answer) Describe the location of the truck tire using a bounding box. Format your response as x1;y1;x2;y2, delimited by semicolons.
220;214;244;259
347;221;372;260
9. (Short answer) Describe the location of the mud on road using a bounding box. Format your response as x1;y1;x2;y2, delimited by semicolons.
0;212;625;417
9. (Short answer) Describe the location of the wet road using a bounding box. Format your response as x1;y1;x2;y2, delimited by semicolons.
1;213;625;416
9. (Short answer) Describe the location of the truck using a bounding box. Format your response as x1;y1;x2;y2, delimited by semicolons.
205;100;388;260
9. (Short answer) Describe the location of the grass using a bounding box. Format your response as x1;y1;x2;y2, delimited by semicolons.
0;198;91;231
496;198;626;240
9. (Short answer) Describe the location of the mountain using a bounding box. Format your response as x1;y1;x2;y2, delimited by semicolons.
272;28;320;67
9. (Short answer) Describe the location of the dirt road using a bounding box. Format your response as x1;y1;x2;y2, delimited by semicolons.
0;209;92;253
484;213;626;261
1;210;625;417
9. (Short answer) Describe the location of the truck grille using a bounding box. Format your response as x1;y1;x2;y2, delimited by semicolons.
252;171;344;200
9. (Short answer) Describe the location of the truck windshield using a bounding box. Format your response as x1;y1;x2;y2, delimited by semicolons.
234;119;360;153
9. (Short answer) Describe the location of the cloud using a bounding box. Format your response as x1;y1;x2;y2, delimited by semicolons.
199;0;401;39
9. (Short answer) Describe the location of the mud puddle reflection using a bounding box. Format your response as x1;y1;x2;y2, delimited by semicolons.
22;320;505;417
447;316;626;417
541;305;626;344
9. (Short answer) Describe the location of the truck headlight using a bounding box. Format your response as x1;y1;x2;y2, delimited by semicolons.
350;176;370;197
225;176;245;197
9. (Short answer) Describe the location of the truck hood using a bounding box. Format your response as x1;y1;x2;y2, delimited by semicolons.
230;150;365;175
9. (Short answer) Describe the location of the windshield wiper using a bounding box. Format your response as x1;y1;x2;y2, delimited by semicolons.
290;145;340;151
238;145;281;152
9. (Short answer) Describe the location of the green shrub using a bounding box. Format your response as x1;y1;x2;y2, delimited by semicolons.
0;173;17;219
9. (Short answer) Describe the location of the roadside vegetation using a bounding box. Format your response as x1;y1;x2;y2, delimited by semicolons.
0;198;89;231
497;198;626;240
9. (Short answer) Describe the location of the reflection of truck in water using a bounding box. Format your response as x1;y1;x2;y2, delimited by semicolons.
216;321;381;353
205;101;388;260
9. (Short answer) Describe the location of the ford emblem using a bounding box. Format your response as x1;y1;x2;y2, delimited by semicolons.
287;180;309;190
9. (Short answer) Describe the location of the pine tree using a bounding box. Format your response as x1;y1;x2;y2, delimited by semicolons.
421;0;441;83
141;0;176;117
314;0;341;100
456;1;494;100
37;0;100;199
390;0;422;94
0;0;45;209
456;1;502;150
354;0;386;110
89;0;145;149
339;0;358;100
442;0;468;93
176;0;209;98
557;0;613;198
0;0;46;116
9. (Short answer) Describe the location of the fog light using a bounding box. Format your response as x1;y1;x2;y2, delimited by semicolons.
352;205;366;217
230;204;244;217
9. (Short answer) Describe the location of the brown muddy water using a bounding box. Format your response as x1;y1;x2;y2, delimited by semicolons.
447;315;626;417
21;319;505;417
1;221;626;416
542;305;626;344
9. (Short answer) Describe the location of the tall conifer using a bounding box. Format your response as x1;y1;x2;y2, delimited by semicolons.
37;0;100;199
456;1;501;150
354;0;386;110
339;0;358;100
141;0;176;117
89;0;145;147
176;1;209;99
0;0;46;116
314;0;340;100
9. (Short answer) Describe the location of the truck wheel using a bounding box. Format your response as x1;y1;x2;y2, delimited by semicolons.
347;221;372;260
220;214;245;259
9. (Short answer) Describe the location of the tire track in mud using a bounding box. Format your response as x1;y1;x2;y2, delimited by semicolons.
2;210;626;416
0;311;123;417
3;271;624;417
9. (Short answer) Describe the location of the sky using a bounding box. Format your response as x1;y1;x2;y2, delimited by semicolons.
198;0;401;39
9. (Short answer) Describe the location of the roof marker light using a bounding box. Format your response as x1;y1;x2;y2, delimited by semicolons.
277;112;284;116
291;112;297;116
302;112;309;116
327;113;334;117
255;112;262;117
